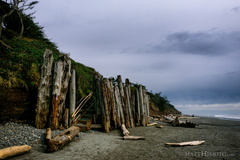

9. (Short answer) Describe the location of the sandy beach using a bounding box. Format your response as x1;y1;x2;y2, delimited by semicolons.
6;117;240;160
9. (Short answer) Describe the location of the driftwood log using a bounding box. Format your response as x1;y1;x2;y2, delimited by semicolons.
163;116;197;128
0;145;31;159
165;140;205;146
35;49;53;129
147;122;158;126
123;136;145;140
47;126;79;152
121;124;145;140
121;124;130;136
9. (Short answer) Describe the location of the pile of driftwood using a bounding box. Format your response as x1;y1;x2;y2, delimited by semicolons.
35;49;76;130
163;116;197;128
94;74;150;132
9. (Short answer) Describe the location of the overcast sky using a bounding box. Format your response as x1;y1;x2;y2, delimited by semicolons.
33;0;240;115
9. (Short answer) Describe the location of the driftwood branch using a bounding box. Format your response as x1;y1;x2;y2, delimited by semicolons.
123;136;145;140
71;92;93;118
165;140;205;146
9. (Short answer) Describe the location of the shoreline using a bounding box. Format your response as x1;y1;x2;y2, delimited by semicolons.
2;116;240;160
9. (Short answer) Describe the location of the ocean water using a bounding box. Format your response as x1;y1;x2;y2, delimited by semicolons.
194;113;240;121
214;114;240;121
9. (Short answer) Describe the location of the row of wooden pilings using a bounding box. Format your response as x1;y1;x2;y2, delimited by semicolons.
93;73;150;133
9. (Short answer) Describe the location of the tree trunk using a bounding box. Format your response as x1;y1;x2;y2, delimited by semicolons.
0;8;15;39
16;11;24;38
47;126;79;152
35;49;53;129
69;69;76;125
50;55;71;130
0;145;31;159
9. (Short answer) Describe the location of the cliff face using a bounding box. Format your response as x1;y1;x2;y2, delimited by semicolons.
0;87;37;123
149;100;180;117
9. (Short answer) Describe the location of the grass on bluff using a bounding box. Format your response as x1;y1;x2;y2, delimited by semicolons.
0;37;95;99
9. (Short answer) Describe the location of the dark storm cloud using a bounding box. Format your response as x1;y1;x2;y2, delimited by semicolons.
231;6;240;13
144;31;240;56
164;71;240;105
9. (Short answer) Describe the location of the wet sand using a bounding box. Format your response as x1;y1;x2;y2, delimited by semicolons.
9;117;240;160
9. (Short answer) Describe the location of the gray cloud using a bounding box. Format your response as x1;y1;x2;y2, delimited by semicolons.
231;6;240;13
142;31;240;56
33;0;240;113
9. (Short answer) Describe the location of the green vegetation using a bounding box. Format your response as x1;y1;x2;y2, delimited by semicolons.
0;0;95;99
148;92;180;114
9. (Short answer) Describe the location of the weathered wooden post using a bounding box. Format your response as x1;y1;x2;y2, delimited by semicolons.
35;49;53;129
114;84;125;127
117;75;131;128
50;55;71;130
101;78;111;132
139;85;146;126
125;78;134;128
93;72;104;124
143;88;150;125
69;69;76;125
108;79;117;129
135;88;141;126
